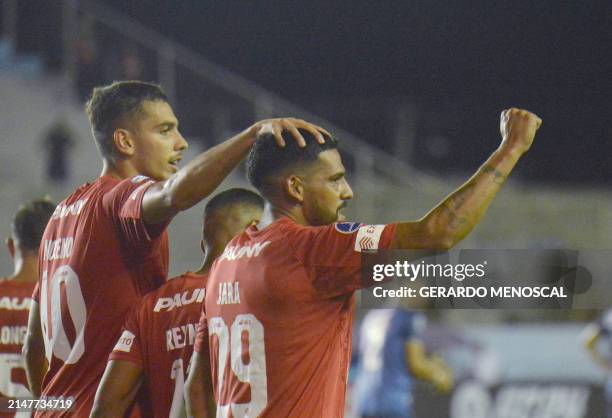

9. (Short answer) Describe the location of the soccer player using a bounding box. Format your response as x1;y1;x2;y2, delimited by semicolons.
352;307;452;418
22;80;326;417
189;108;541;417
582;309;612;418
0;199;54;416
90;188;264;418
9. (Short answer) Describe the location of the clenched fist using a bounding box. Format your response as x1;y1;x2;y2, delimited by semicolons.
499;108;542;155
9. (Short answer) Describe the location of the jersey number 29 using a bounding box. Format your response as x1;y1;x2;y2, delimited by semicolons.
209;314;268;418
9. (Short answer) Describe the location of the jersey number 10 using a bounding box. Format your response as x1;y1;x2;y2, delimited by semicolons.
40;266;87;364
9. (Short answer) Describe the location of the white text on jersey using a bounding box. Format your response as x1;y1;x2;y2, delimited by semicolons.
153;288;205;312
51;198;88;220
166;323;198;351
43;237;74;261
0;296;31;311
216;282;241;305
0;326;27;345
219;241;271;262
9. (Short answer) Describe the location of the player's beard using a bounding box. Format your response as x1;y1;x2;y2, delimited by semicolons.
336;201;348;221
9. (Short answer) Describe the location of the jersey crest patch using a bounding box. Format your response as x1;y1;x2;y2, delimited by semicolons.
334;222;361;234
354;225;385;252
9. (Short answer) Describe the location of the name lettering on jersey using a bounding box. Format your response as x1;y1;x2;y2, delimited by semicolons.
219;241;271;262
0;296;31;311
51;199;88;220
114;330;136;352
43;237;74;261
216;282;241;305
153;288;205;312
0;326;27;345
165;323;198;351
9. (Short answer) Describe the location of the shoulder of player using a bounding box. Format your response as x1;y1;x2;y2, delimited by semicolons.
141;274;205;304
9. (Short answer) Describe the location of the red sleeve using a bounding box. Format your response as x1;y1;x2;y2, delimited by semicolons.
193;303;208;355
286;222;397;298
109;306;144;366
102;176;169;255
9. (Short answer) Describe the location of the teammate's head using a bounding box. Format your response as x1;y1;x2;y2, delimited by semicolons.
7;199;56;258
85;81;188;181
202;188;264;257
246;129;353;226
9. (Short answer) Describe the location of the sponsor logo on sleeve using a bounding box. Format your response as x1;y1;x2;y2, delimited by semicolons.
114;330;136;352
354;224;385;252
334;222;361;234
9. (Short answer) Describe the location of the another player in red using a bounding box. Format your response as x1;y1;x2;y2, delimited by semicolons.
188;108;542;417
0;199;54;418
22;80;326;417
89;188;263;418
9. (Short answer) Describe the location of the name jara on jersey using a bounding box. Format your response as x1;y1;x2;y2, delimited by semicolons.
216;282;241;305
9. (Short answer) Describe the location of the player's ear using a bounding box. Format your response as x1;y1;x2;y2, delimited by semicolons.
285;175;304;203
112;129;135;157
6;237;15;259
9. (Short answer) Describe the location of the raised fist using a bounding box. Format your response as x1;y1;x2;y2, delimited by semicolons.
499;108;542;154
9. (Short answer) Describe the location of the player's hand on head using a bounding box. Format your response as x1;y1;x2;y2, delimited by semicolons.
253;118;330;147
499;108;542;154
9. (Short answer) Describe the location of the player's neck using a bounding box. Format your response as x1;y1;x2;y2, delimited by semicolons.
197;242;230;274
258;204;309;229
10;255;38;283
196;252;215;275
100;159;138;180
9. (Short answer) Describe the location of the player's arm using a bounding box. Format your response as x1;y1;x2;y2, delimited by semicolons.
23;300;47;397
142;118;329;225
185;351;215;418
391;108;542;250
405;340;453;393
90;360;143;418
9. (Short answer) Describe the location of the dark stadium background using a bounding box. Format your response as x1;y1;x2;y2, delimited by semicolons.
9;0;612;185
1;2;611;417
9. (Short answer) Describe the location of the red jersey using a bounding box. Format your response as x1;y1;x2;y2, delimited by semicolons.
0;278;35;418
109;272;207;418
194;218;396;418
33;175;169;417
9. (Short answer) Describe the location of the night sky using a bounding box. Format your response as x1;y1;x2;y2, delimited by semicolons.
82;1;612;184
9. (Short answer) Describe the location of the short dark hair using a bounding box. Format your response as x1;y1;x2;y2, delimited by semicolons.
246;129;337;195
85;81;168;160
11;199;56;251
204;188;264;219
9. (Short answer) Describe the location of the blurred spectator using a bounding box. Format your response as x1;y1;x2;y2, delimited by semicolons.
74;37;103;101
582;310;612;418
120;45;144;80
41;118;75;183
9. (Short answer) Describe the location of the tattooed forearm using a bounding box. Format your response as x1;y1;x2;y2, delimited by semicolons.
441;184;474;230
482;165;506;184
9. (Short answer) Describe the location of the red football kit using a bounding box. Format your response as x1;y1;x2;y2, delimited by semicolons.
33;175;169;417
194;218;397;418
109;272;207;418
0;279;35;418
